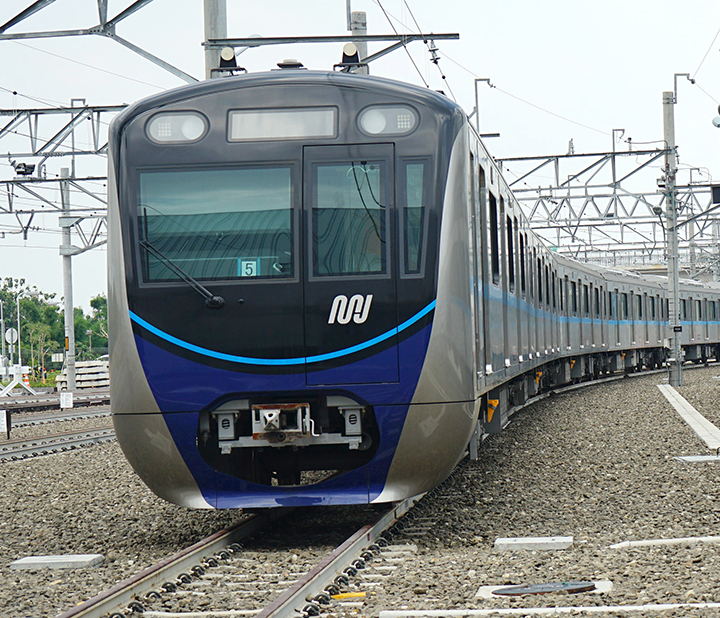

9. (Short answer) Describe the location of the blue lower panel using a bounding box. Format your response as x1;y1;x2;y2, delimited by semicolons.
132;324;431;508
161;403;410;508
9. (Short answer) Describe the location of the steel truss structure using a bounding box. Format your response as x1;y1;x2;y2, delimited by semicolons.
0;103;122;251
497;148;720;279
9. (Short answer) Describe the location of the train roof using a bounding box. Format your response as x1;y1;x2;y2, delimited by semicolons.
111;69;461;134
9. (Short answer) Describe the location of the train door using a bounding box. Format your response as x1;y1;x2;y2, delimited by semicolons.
704;299;710;340
599;286;606;350
472;158;486;381
520;232;529;361
516;221;525;361
303;144;398;385
564;276;570;350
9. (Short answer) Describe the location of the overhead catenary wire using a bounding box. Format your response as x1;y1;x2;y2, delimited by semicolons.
8;40;167;90
400;0;456;101
692;25;720;81
372;0;430;89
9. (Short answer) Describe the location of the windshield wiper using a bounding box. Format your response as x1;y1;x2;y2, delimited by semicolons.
140;239;225;309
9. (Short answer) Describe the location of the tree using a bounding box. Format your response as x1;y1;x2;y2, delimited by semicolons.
27;322;52;374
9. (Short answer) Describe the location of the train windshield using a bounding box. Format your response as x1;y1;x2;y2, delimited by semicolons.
138;166;293;282
311;160;388;277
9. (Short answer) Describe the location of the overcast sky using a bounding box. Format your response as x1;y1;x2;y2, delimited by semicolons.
1;0;719;310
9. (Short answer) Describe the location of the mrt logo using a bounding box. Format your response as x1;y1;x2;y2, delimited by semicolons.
328;294;373;324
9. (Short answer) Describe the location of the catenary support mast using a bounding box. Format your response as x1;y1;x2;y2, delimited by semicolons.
663;91;682;387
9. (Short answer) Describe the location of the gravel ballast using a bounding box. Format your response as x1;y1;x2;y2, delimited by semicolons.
1;368;719;616
361;368;720;617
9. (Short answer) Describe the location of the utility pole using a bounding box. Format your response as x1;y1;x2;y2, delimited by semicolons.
663;91;682;387
60;168;76;391
204;0;228;79
350;10;369;74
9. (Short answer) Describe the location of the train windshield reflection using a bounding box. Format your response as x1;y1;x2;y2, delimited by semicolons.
138;166;293;282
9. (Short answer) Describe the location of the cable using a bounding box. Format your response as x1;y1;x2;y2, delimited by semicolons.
694;82;720;105
440;53;611;138
373;0;429;88
692;25;720;80
0;85;66;109
400;0;456;100
9;40;166;90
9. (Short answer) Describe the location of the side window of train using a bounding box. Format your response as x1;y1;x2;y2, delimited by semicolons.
401;158;430;275
583;284;589;317
697;299;703;321
506;215;515;293
637;294;643;319
537;257;543;304
650;296;656;320
571;281;577;315
489;193;500;285
711;301;717;320
529;248;535;300
621;293;628;320
519;233;526;296
680;299;687;320
559;274;564;311
552;271;557;310
594;287;600;318
544;264;550;307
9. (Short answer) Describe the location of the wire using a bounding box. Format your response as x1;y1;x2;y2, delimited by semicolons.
9;40;166;90
692;25;720;80
0;85;66;109
373;0;429;88
400;0;456;100
441;53;611;137
694;82;720;105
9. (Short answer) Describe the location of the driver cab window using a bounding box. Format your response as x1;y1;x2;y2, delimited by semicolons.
311;160;388;277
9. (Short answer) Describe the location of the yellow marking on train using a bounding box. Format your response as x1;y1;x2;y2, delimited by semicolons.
535;371;542;384
570;360;576;369
487;399;499;423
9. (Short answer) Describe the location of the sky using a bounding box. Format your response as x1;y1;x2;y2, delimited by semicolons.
1;0;720;310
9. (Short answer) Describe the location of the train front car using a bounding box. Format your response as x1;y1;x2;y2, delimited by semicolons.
108;70;473;508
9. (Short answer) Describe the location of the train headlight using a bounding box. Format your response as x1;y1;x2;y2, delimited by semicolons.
146;112;208;144
357;105;418;136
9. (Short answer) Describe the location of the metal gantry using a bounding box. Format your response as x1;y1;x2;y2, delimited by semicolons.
0;0;198;83
0;103;119;245
497;148;720;280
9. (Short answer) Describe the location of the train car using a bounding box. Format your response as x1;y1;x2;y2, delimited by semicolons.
108;66;720;509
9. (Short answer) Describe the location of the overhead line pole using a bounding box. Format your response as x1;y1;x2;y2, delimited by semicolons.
204;0;227;80
663;90;682;387
60;167;76;391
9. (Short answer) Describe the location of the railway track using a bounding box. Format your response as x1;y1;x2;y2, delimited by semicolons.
0;390;110;413
55;489;440;618
11;408;111;428
0;428;115;461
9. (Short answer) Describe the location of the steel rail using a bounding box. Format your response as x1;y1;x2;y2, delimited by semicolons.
257;495;422;618
0;428;115;460
0;391;110;412
12;409;110;428
56;510;291;618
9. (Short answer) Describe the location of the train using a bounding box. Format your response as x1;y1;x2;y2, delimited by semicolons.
107;66;720;509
